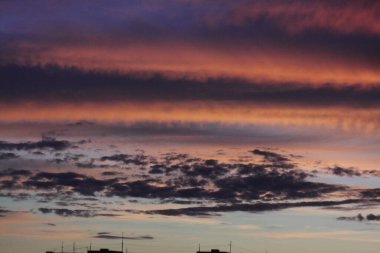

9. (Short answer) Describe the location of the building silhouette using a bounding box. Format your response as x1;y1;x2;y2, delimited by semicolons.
197;249;229;253
46;249;122;253
88;249;122;253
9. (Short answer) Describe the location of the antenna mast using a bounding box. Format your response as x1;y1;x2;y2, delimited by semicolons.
229;241;232;253
122;232;124;253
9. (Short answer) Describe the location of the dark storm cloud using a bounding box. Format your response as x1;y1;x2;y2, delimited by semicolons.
0;137;72;151
2;64;380;107
94;232;154;240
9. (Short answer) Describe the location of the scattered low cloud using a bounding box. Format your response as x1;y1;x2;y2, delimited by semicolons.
0;208;12;217
146;199;364;217
0;148;379;218
0;153;19;160
328;166;361;177
94;232;154;240
338;213;380;222
0;137;72;151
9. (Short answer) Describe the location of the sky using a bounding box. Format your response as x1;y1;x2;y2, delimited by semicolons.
1;1;380;253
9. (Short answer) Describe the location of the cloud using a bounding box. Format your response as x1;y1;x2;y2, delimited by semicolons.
0;137;72;151
106;180;175;199
101;171;122;176
180;160;229;179
236;225;259;230
229;1;380;36
0;168;32;178
250;149;291;164
0;208;12;217
146;199;364;217
148;165;165;174
1;1;380;86
214;170;339;201
25;172;117;196
337;213;365;221
38;208;120;218
0;148;377;218
328;166;361;177
0;149;348;205
366;214;380;221
0;168;32;189
361;189;380;198
338;213;380;222
0;152;19;160
93;232;154;240
2;64;380;107
38;208;96;218
100;154;149;166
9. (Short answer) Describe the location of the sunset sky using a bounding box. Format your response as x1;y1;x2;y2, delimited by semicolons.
1;1;380;253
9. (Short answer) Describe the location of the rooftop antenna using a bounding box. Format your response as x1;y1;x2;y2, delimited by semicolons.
229;241;232;253
61;242;64;253
90;242;92;251
198;244;201;252
122;232;124;253
73;242;76;253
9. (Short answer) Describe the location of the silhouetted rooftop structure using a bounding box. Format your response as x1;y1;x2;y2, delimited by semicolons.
88;249;122;253
198;249;229;253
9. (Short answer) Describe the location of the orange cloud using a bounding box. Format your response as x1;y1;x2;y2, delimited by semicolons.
13;39;380;85
1;101;380;134
230;1;380;35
